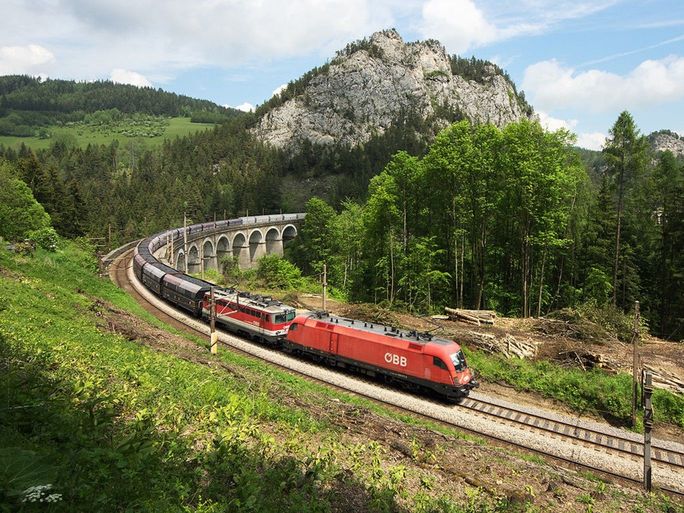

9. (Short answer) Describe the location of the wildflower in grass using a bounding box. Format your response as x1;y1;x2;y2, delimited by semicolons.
21;483;62;503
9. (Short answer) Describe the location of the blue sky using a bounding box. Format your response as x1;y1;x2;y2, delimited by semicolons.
2;0;683;149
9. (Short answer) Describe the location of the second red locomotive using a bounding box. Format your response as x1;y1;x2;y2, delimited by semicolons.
201;289;296;345
284;312;477;399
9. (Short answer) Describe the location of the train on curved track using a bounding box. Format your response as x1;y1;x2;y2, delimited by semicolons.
132;219;477;399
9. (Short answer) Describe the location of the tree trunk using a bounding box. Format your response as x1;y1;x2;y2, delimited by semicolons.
537;248;547;318
613;151;626;306
460;232;465;308
389;227;395;304
454;234;459;309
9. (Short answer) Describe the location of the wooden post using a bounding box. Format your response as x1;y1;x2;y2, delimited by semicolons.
323;263;327;310
632;300;640;427
108;223;112;249
210;287;218;354
643;370;653;492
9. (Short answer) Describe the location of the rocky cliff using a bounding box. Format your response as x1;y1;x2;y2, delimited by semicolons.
253;29;533;150
649;130;684;158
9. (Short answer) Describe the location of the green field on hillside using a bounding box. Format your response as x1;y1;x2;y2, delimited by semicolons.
0;117;215;151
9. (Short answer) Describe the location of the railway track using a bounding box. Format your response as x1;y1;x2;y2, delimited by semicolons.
461;394;684;470
109;249;684;498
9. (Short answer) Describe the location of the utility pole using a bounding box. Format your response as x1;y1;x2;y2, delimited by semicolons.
632;300;641;427
183;213;188;274
322;263;327;312
209;287;218;354
643;370;653;492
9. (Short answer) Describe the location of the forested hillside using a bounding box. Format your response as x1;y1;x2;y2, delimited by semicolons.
0;75;241;137
287;117;684;340
0;45;682;344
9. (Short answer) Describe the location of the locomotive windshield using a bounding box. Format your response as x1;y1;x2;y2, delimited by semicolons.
450;350;467;371
273;309;296;324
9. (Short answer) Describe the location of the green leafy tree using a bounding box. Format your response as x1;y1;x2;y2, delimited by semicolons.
499;121;583;316
255;254;303;289
0;160;51;240
288;197;339;279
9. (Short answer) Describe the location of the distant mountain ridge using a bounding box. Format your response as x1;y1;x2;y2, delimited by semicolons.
253;29;534;150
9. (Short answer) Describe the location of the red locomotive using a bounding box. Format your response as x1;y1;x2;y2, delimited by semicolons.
201;289;296;345
284;312;477;399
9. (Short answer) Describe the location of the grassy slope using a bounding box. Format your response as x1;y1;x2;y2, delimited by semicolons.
1;243;682;513
0;117;214;151
0;242;489;512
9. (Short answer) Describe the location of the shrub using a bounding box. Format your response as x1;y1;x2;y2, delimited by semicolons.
27;227;59;252
255;254;303;289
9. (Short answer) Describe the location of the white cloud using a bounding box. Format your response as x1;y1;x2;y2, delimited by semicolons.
235;102;255;112
418;0;617;53
0;0;396;81
110;68;152;87
536;111;605;150
271;83;287;98
419;0;498;53
576;132;607;151
537;110;577;132
522;55;684;112
0;44;55;75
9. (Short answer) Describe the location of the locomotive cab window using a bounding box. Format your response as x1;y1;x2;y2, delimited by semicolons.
289;323;298;331
450;350;466;371
433;357;448;370
274;313;287;324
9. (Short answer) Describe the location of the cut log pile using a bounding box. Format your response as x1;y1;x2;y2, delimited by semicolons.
644;365;684;394
466;331;538;359
534;316;609;343
555;350;619;372
445;307;496;326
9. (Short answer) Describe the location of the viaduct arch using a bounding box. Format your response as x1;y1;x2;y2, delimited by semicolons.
152;214;304;274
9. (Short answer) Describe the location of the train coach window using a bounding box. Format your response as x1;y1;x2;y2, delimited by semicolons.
433;357;448;370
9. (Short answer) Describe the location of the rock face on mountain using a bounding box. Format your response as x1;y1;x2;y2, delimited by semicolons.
649;130;684;158
254;29;533;150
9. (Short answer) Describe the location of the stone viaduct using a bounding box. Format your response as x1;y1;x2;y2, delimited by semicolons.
153;214;305;274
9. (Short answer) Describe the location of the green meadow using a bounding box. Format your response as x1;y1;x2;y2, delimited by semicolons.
0;117;215;151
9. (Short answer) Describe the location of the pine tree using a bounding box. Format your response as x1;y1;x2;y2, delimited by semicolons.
602;111;648;307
